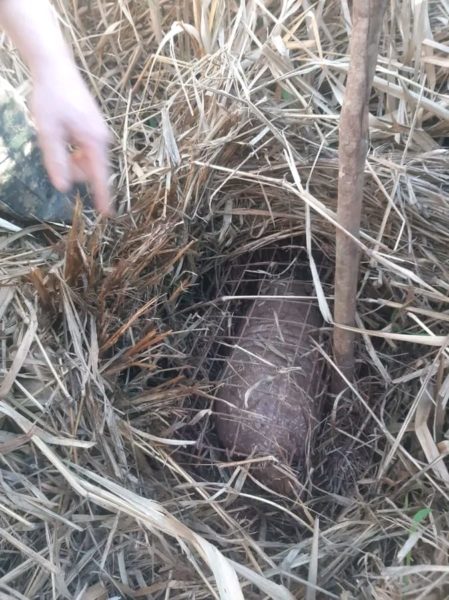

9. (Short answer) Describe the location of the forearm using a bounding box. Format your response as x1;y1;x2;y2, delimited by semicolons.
0;0;74;79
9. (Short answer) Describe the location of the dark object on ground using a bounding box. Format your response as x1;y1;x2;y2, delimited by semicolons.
215;276;325;494
0;79;91;224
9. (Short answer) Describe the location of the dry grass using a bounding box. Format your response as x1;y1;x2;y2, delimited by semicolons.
1;0;449;598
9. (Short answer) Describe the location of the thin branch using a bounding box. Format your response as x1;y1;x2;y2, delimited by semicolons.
332;0;388;391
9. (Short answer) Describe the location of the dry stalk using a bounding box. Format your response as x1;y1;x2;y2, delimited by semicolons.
333;0;388;391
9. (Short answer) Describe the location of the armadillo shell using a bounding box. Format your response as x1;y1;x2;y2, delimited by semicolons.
215;277;325;493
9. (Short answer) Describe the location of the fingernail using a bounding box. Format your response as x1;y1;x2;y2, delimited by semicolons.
106;204;116;217
50;170;70;192
56;179;70;193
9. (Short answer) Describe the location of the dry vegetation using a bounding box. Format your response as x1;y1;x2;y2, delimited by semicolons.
1;0;449;598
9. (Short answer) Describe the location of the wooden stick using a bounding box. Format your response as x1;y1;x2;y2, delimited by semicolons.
332;0;388;392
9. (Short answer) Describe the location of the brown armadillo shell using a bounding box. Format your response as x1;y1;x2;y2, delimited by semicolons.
215;277;325;493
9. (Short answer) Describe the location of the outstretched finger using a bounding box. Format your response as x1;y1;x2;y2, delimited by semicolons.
81;142;113;216
37;127;72;193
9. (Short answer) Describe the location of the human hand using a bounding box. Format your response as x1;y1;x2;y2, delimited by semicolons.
0;0;112;216
31;63;112;216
